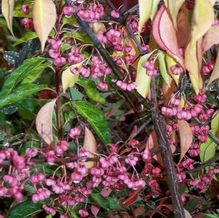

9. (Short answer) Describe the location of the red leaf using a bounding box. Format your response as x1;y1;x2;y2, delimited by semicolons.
121;188;141;207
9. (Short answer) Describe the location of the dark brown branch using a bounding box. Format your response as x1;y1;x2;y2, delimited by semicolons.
150;79;185;218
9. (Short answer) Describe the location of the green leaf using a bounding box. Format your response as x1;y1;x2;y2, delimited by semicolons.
200;137;217;162
89;193;122;211
14;31;37;46
0;84;46;109
74;101;111;144
70;87;84;101
203;213;219;218
77;78;106;103
2;57;46;95
8;199;48;218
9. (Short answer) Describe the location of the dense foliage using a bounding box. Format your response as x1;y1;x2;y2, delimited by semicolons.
0;0;219;217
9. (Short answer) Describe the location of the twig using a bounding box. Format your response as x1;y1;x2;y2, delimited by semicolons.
186;153;219;174
150;78;185;218
209;131;219;145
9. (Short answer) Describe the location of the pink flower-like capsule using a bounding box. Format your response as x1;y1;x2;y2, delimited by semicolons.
78;209;89;217
143;61;154;71
43;205;56;216
110;10;120;18
63;6;75;17
69;127;81;138
97;81;108;91
171;65;184;75
21;5;30;14
54;57;66;67
21;18;32;29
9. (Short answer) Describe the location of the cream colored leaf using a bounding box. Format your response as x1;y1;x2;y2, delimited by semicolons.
83;127;97;169
33;0;57;52
208;49;219;85
1;0;15;36
36;99;56;145
178;120;193;162
138;0;153;34
135;53;153;98
184;209;192;218
203;25;219;52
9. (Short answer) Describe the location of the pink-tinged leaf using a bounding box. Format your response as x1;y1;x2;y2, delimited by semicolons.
2;0;15;36
135;52;153;98
91;204;100;217
83;127;97;169
36;99;56;145
178;120;193;162
203;25;219;52
208;49;219;85
138;0;153;34
33;0;57;52
152;5;184;67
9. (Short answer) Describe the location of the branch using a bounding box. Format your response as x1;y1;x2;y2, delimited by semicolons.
150;79;185;218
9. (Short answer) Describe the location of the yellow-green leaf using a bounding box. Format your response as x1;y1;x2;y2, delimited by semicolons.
62;68;79;93
33;0;57;52
166;54;180;85
150;0;160;20
185;40;203;94
211;111;219;135
135;53;153;98
185;0;214;94
1;0;15;36
138;0;153;34
191;0;214;42
164;0;185;27
158;51;172;87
